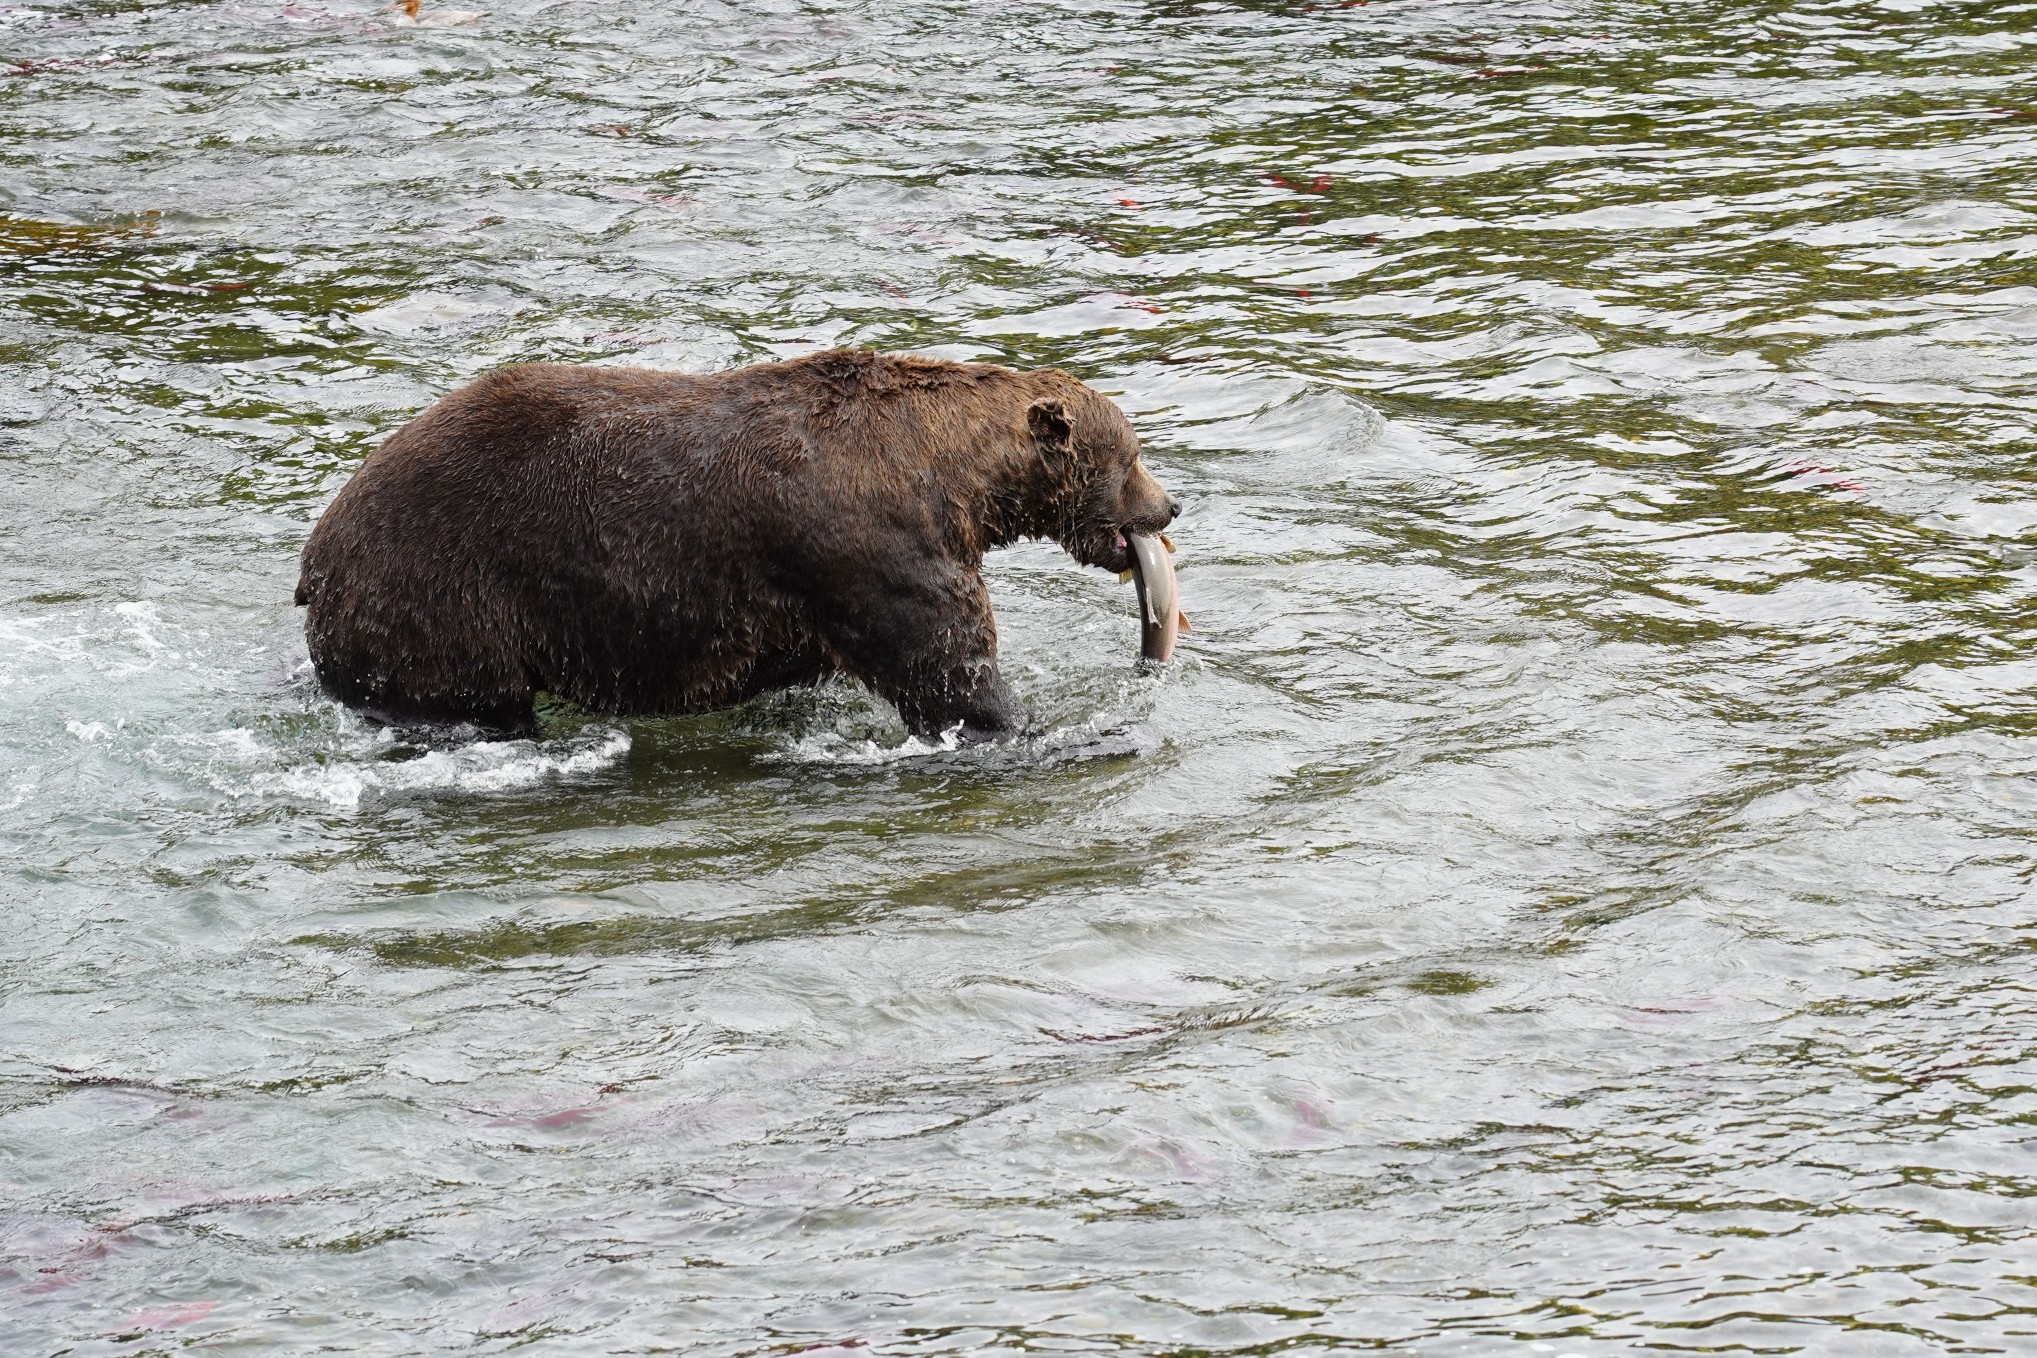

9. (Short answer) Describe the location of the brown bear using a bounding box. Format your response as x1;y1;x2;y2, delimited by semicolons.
294;348;1180;739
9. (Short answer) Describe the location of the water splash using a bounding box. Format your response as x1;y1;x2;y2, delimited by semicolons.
201;725;632;809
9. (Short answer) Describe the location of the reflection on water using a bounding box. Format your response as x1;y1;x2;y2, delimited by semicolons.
5;0;2037;1352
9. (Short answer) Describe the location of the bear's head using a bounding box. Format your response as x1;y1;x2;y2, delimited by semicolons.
1027;388;1179;575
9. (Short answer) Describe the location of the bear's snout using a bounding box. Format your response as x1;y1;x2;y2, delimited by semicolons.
1119;462;1178;534
1066;462;1179;574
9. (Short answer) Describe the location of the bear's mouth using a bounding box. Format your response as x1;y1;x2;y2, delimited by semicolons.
1103;529;1132;574
1096;517;1170;573
1068;519;1164;574
1060;522;1131;573
1080;526;1151;575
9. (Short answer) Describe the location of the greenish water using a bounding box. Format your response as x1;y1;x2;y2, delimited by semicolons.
5;0;2037;1352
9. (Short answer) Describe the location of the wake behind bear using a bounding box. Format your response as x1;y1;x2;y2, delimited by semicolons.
295;348;1183;740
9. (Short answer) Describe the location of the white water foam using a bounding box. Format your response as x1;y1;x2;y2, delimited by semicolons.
773;726;969;766
0;614;89;689
206;727;633;810
109;601;173;671
3;601;633;812
0;601;198;693
767;714;1159;768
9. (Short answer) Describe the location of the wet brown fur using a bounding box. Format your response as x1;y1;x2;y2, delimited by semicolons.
294;349;1178;736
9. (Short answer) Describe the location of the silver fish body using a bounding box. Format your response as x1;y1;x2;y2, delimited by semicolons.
1128;532;1187;663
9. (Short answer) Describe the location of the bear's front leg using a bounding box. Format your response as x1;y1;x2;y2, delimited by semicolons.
890;644;1023;743
825;562;1023;741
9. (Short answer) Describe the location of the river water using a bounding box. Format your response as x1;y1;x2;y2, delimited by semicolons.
5;0;2037;1352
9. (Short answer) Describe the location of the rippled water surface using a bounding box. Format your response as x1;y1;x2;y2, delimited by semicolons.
7;0;2037;1352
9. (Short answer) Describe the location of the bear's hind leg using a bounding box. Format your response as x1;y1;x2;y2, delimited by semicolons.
307;629;538;735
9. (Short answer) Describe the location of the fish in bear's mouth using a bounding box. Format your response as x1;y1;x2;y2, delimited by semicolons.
1122;530;1189;663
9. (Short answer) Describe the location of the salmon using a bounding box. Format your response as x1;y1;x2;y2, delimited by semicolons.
1128;532;1190;662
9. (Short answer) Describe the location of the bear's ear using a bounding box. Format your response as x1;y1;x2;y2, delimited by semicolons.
1027;398;1073;459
